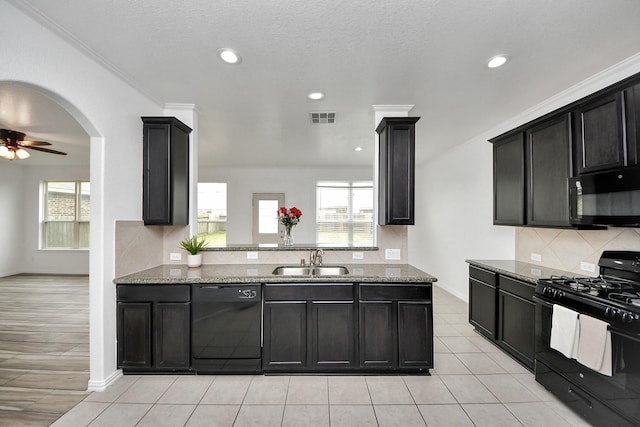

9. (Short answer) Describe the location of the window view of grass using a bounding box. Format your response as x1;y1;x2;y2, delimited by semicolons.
199;229;226;247
197;182;227;247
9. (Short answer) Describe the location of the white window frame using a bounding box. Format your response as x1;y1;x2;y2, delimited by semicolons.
41;181;90;250
316;181;374;246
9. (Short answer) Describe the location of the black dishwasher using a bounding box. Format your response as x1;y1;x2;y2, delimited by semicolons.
191;284;262;373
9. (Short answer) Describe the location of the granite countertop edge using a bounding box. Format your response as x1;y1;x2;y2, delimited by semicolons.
466;259;574;285
114;263;437;285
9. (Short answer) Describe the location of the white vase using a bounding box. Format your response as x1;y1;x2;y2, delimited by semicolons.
187;253;202;268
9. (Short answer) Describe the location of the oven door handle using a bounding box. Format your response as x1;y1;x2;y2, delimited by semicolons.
532;295;554;308
608;326;640;343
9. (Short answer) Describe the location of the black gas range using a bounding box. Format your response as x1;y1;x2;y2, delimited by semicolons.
534;251;640;427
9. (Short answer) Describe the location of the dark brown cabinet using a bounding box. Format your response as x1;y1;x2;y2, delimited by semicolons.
493;133;525;225
624;82;640;167
526;114;571;227
142;117;192;226
377;117;420;225
492;115;572;228
497;276;535;370
359;284;432;372
573;92;625;174
468;266;497;340
468;265;534;371
491;72;640;228
263;301;307;370
263;284;356;372
263;282;433;374
117;285;190;372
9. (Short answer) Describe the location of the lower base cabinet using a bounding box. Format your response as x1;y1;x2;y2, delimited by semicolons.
117;281;434;374
467;265;535;371
117;285;190;372
498;276;535;370
359;284;433;372
263;284;356;372
263;282;433;373
468;266;497;339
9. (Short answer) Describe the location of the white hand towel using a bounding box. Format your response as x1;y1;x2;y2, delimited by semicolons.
576;314;612;376
550;304;580;358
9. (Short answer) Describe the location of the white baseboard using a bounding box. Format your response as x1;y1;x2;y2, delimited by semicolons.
435;282;469;303
87;370;122;392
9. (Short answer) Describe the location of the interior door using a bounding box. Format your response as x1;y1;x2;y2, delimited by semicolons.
252;193;285;245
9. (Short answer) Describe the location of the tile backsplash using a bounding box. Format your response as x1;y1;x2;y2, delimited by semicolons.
115;220;408;277
516;227;640;275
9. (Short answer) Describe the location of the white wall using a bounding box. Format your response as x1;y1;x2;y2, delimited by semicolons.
0;162;25;277
1;0;162;389
21;165;90;274
409;140;514;301
199;165;373;244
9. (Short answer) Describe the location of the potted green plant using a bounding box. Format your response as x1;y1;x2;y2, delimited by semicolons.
179;235;208;267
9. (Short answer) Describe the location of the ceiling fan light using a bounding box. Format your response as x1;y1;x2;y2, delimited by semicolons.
0;146;14;159
16;148;30;159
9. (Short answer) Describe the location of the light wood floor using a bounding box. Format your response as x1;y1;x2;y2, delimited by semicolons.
0;274;89;426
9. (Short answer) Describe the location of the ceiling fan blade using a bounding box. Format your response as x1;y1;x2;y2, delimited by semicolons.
24;145;67;156
19;140;52;147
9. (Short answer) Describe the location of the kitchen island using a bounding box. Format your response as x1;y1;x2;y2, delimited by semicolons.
114;263;437;375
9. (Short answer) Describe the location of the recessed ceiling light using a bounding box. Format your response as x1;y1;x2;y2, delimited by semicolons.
487;55;508;68
217;48;241;64
354;147;363;152
308;91;325;100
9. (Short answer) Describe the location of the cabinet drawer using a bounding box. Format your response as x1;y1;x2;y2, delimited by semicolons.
264;284;353;301
117;285;190;302
359;284;431;301
469;266;497;286
498;276;534;301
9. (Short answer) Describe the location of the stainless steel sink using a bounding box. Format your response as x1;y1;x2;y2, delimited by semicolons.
272;265;349;276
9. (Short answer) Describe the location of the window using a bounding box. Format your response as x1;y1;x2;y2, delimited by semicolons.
316;181;374;246
197;183;227;246
42;181;90;249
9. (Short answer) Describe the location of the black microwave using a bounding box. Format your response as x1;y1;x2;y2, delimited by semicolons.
570;166;640;226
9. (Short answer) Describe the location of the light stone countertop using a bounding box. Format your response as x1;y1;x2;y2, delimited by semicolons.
114;263;437;285
466;259;575;284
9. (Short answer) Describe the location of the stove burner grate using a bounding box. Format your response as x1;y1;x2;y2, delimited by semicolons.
548;275;592;292
608;292;640;307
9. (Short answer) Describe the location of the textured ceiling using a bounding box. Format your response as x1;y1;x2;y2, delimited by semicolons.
4;0;640;167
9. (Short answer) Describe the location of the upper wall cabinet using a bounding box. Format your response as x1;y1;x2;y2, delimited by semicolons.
624;82;640;167
526;114;571;227
573;82;640;175
377;117;420;225
492;114;572;228
491;71;640;228
493;133;525;226
142;117;192;226
573;92;625;174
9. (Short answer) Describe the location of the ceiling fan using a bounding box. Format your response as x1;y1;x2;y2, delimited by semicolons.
0;129;67;160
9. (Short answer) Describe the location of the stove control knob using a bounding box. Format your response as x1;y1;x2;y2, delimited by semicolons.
605;307;612;317
622;312;631;323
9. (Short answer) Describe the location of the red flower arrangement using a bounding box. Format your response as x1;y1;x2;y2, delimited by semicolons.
278;206;302;227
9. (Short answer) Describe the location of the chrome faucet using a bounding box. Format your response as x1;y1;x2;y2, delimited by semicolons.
310;249;324;266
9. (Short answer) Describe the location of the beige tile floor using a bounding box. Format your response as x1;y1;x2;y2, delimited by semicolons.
50;284;594;427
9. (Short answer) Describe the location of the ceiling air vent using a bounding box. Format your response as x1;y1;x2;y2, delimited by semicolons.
309;112;336;124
